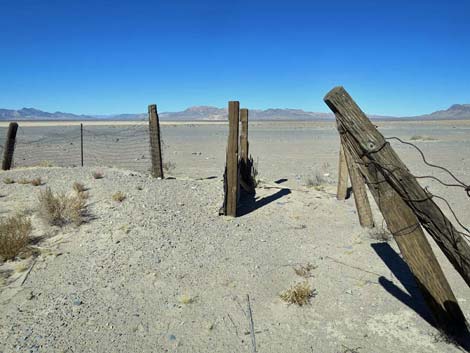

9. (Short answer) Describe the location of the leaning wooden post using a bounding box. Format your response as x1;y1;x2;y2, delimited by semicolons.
342;137;374;228
336;144;349;200
224;101;240;217
324;86;468;334
148;104;164;178
2;122;18;170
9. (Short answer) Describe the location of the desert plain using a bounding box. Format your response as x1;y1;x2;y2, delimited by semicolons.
0;120;470;353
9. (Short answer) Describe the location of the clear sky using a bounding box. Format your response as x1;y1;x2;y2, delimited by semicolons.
0;0;469;115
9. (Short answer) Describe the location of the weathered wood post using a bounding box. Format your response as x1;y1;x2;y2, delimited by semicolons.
240;108;249;167
2;122;18;170
342;137;374;228
224;101;240;217
324;86;468;334
148;104;164;178
80;123;84;167
336;144;349;200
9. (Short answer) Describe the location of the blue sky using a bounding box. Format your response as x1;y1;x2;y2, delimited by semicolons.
0;0;469;115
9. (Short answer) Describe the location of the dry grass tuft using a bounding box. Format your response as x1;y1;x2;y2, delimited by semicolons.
30;178;42;186
73;182;86;193
0;214;32;261
112;191;126;202
162;161;176;173
3;178;15;184
17;178;30;184
179;294;194;304
38;188;87;227
369;227;392;242
293;263;317;278
92;171;104;179
305;172;327;189
280;281;316;306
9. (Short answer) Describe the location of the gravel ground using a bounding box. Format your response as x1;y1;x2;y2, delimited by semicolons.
1;164;469;353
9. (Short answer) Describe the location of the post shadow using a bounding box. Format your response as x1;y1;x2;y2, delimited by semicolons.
371;242;470;349
237;188;291;216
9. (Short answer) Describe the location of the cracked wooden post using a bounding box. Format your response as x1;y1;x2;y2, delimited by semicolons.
224;101;240;217
240;108;249;173
342;137;374;228
324;86;468;334
148;104;164;178
2;122;18;170
336;144;348;200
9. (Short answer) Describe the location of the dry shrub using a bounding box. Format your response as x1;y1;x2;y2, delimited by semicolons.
280;281;316;306
0;214;32;261
369;227;392;242
293;263;317;278
92;171;104;179
73;182;86;193
38;188;87;227
112;191;126;202
3;178;14;184
30;178;42;186
17;178;30;185
162;161;176;173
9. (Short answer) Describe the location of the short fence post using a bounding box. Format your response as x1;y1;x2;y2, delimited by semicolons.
224;101;240;217
342;138;374;228
80;123;84;167
239;108;252;189
324;86;468;334
148;104;164;178
2;122;18;170
336;144;348;200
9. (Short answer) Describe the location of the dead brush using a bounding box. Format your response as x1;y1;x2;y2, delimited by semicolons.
30;178;42;186
38;187;87;227
112;191;126;202
280;281;316;306
369;227;392;242
0;214;32;261
162;161;176;173
293;263;317;278
3;177;15;184
17;178;30;185
92;171;104;179
73;182;86;193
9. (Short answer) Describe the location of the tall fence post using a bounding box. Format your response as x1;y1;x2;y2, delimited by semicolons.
324;86;468;335
342;137;374;228
80;123;84;167
148;104;164;178
224;101;240;217
2;122;18;171
336;144;348;200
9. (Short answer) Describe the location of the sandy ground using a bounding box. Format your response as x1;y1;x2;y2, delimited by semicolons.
0;121;470;352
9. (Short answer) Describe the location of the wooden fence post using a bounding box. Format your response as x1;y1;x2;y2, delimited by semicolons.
2;122;18;170
148;104;164;178
80;123;84;167
324;86;468;334
224;101;240;217
336;144;349;200
240;108;249;166
342;137;374;228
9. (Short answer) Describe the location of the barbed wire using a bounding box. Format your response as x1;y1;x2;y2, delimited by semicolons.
353;136;470;240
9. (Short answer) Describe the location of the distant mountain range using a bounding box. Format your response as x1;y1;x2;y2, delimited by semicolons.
1;104;470;121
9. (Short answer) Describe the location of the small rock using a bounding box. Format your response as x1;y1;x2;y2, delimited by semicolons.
72;299;83;306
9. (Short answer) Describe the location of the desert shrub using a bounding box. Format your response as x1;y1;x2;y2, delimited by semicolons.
73;182;86;193
92;171;104;179
3;178;15;184
293;263;317;278
17;178;30;185
369;227;392;242
38;188;87;227
410;135;437;141
0;214;32;261
162;161;176;173
30;178;42;186
280;281;316;306
112;191;126;202
305;172;327;188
